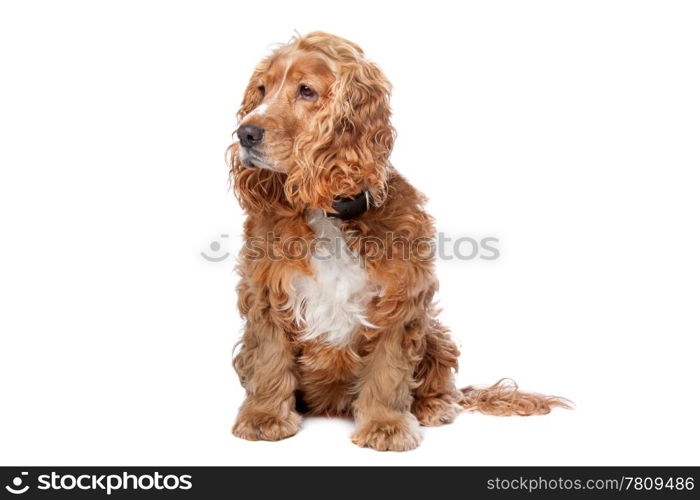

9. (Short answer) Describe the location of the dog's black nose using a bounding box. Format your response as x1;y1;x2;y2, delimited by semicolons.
237;125;264;148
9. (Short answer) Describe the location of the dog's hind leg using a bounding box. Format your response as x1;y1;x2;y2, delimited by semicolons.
411;317;464;426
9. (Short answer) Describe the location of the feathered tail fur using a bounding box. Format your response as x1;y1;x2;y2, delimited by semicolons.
459;378;572;416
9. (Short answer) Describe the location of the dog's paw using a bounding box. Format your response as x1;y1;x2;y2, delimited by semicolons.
351;414;422;452
232;412;301;442
413;396;462;426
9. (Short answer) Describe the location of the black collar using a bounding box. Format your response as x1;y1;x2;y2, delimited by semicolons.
325;191;370;220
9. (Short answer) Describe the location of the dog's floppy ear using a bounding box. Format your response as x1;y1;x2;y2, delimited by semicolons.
229;60;286;213
237;62;266;118
285;39;395;211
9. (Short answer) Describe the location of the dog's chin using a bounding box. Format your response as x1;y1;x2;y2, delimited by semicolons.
239;148;278;171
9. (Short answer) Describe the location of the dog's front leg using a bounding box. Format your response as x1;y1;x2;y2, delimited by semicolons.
232;309;300;442
351;322;422;452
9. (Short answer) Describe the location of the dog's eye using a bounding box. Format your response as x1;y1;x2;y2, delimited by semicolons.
257;85;265;96
299;85;317;100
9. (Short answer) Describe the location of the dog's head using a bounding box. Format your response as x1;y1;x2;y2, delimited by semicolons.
229;32;394;213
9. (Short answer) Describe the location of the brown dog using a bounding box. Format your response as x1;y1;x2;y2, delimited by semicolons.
228;32;569;451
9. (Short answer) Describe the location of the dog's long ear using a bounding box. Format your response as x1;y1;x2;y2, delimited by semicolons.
286;41;395;211
229;61;286;213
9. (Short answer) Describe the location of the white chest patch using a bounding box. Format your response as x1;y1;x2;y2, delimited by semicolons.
288;210;377;346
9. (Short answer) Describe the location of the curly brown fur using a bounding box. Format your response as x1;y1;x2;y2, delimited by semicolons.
460;378;573;416
228;32;571;452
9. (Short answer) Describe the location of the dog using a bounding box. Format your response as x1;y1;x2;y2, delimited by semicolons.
228;32;569;451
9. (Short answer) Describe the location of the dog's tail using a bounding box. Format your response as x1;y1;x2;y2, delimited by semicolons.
458;378;572;416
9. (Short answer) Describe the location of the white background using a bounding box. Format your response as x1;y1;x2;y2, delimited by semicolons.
1;0;699;466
